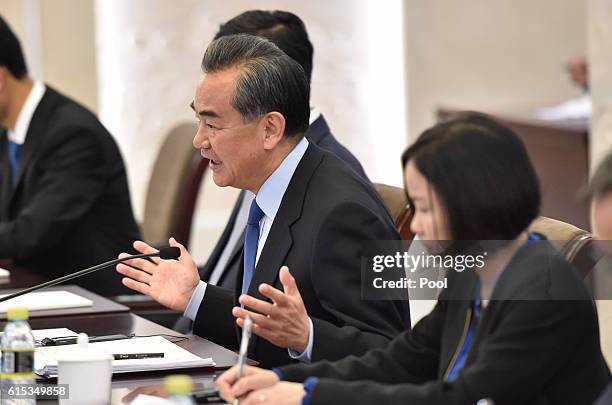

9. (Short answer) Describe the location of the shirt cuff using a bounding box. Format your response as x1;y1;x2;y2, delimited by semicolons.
183;280;207;321
302;377;319;405
288;317;314;363
272;368;284;381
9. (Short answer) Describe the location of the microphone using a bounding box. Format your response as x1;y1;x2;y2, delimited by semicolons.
0;246;181;304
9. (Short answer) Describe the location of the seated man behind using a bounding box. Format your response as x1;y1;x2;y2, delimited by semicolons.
117;34;408;368
0;16;140;295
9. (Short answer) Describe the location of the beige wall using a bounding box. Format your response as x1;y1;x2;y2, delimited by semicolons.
405;0;587;141
94;0;406;261
1;0;27;40
40;0;98;112
1;0;98;112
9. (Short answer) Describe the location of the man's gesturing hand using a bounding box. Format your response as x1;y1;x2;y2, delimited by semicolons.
116;237;199;312
233;266;310;353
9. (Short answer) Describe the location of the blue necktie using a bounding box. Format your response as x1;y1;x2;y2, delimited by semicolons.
242;199;264;295
7;141;22;186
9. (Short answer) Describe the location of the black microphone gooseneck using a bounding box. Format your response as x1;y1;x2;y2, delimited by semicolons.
0;246;181;304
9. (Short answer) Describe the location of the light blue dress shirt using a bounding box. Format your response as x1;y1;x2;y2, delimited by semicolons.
184;137;315;362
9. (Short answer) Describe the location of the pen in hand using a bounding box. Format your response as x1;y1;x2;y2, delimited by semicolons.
232;314;253;405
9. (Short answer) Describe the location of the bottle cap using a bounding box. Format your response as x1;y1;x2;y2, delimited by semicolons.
164;374;193;395
77;333;88;347
7;307;28;321
57;333;112;362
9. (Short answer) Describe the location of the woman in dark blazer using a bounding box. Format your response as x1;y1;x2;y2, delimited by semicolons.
216;113;610;405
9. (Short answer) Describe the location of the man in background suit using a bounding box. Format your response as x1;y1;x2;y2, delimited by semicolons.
0;16;140;295
117;34;407;367
201;10;368;291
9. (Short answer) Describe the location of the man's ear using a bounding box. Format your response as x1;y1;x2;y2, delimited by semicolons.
261;112;286;150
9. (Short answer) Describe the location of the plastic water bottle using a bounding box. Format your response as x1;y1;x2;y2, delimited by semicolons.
1;307;36;404
165;374;196;405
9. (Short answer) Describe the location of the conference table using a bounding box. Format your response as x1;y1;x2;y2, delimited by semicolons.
0;262;240;404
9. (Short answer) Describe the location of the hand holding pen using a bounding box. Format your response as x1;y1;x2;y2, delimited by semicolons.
232;314;252;405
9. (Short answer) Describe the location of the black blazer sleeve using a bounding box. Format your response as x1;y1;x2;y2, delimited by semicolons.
281;299;606;405
309;202;406;361
0;127;113;259
281;298;442;385
192;284;239;350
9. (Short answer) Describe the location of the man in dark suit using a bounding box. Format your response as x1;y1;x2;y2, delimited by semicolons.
117;34;407;368
200;10;368;291
0;16;140;295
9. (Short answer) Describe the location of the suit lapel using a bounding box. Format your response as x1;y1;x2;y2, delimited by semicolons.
246;143;324;299
0;131;11;217
244;143;324;359
438;270;477;377
216;230;244;290
10;88;57;197
200;190;245;281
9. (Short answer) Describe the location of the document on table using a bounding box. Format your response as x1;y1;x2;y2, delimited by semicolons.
35;336;215;377
0;268;10;284
0;328;77;346
0;290;93;312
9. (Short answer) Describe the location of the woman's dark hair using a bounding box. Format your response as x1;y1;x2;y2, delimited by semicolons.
401;112;540;240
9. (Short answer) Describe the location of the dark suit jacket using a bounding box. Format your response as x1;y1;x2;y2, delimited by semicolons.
0;86;140;295
199;114;368;289
595;382;612;405
279;241;611;405
193;142;407;368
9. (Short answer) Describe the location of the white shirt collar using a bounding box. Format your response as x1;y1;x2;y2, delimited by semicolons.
309;106;321;125
256;137;309;222
7;80;46;145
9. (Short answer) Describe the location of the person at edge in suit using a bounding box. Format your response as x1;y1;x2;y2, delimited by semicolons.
201;10;368;292
216;113;610;405
590;152;612;405
116;34;408;368
0;15;140;296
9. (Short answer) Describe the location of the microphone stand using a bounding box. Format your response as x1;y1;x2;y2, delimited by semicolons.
0;251;169;304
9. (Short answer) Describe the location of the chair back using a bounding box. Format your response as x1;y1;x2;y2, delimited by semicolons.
373;183;415;240
528;216;596;279
141;122;208;248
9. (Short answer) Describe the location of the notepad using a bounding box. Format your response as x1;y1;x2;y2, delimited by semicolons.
0;268;10;284
0;291;93;312
0;328;78;347
35;336;215;377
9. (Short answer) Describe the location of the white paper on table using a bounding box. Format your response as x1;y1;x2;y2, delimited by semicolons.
129;394;175;405
0;328;78;346
31;328;77;341
0;291;93;313
35;336;215;377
